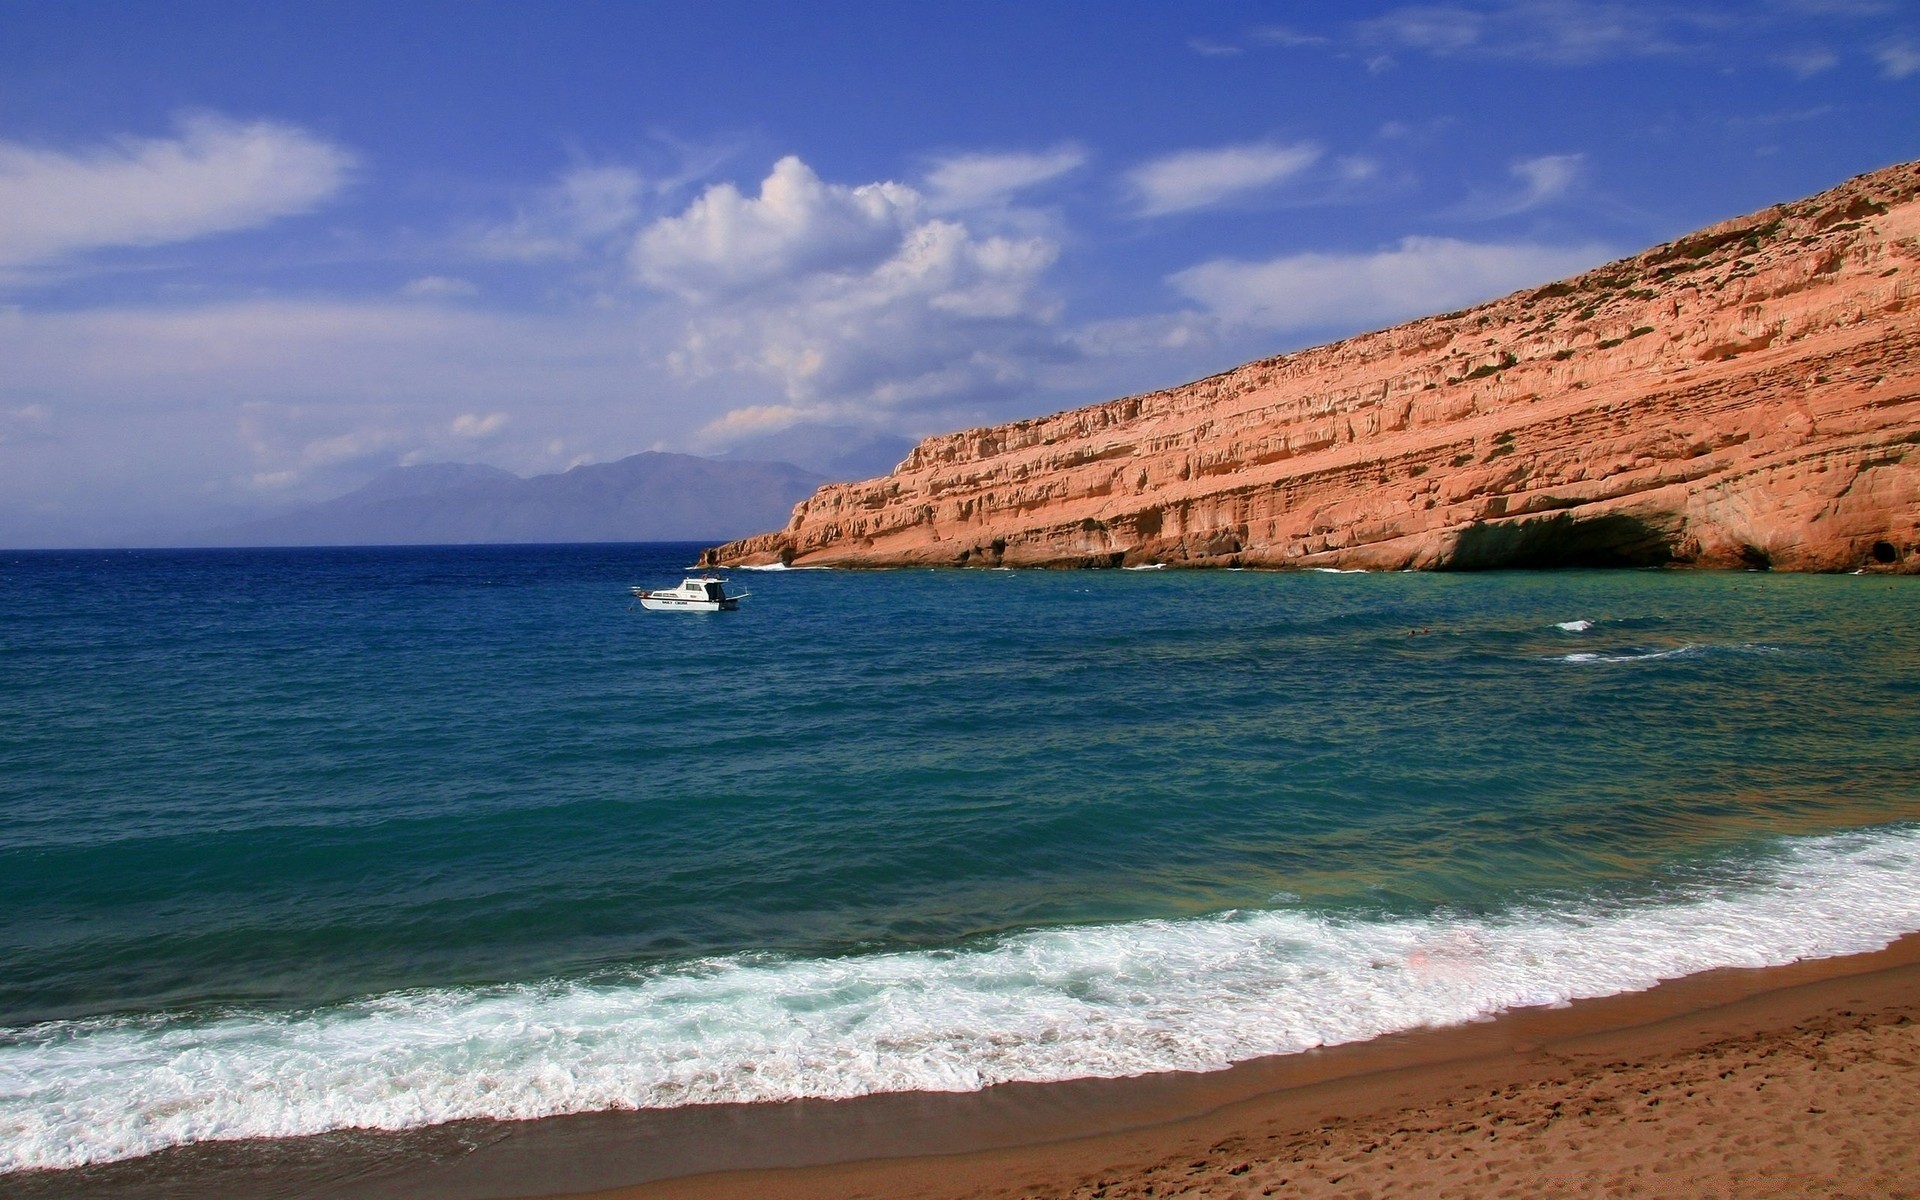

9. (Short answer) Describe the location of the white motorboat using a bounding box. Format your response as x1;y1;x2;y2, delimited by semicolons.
630;575;748;612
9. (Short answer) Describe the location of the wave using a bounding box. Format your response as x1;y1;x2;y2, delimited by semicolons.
733;562;834;572
1550;642;1783;665
5;826;1919;1174
1556;643;1703;664
1555;619;1594;632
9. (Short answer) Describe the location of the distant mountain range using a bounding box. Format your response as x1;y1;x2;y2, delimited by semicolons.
199;452;827;546
716;424;914;481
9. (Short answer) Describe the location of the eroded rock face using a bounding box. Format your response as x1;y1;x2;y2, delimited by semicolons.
708;162;1920;573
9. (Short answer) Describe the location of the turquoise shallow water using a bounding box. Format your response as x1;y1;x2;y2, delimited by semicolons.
2;544;1918;1171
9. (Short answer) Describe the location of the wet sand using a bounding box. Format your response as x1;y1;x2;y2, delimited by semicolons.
17;936;1920;1199
567;935;1920;1200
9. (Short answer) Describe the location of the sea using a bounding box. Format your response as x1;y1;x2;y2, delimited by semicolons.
3;543;1918;1183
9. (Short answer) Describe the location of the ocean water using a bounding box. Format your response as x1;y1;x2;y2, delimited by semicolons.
2;543;1918;1175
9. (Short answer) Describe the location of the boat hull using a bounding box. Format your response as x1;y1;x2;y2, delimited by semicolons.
634;593;738;612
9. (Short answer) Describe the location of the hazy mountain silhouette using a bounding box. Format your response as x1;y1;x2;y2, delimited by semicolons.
200;453;824;546
717;424;914;482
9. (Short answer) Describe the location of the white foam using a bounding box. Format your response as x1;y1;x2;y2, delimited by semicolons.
1551;642;1783;665
5;827;1918;1174
1122;564;1166;571
1555;643;1702;664
1555;619;1594;632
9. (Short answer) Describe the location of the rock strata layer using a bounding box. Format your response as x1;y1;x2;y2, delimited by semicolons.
709;162;1920;572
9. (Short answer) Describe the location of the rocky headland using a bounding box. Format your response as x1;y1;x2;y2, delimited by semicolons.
708;161;1920;572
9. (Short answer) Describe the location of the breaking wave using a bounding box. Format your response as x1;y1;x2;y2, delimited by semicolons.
5;826;1919;1174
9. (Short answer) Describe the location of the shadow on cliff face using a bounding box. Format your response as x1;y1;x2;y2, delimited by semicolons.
1443;512;1679;570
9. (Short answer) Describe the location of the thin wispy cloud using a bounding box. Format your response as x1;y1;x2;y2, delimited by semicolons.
1775;47;1841;77
0;114;354;277
1249;25;1334;48
402;275;478;298
1126;141;1324;217
1169;235;1611;333
922;146;1086;212
1451;153;1586;219
470;165;645;263
1187;37;1243;57
1355;1;1703;65
1875;40;1920;78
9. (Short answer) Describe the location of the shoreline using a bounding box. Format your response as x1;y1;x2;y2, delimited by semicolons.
18;933;1920;1199
578;933;1920;1199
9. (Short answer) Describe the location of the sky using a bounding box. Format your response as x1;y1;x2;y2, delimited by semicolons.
2;0;1917;546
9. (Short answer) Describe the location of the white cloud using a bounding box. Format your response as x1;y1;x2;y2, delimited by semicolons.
695;403;816;443
1125;141;1324;217
1188;38;1244;56
1875;40;1920;78
922;146;1086;211
1776;46;1840;77
1170;235;1612;333
403;275;478;298
631;156;921;299
0;114;354;274
0;403;54;444
1357;2;1694;65
1362;5;1484;55
470;165;643;263
1250;24;1334;47
0;298;652;508
633;157;1070;440
1452;152;1586;218
451;411;508;438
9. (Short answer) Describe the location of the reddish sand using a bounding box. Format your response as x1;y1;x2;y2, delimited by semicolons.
560;937;1920;1200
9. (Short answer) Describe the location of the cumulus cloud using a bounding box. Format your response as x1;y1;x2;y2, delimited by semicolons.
1169;235;1611;333
922;146;1086;211
632;156;922;300
470;165;643;262
632;156;1070;437
1125;141;1324;217
0;114;354;274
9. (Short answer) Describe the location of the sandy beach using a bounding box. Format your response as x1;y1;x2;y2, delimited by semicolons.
14;934;1919;1199
571;936;1920;1200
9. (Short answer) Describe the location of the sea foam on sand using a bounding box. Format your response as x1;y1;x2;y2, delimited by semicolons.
4;826;1919;1174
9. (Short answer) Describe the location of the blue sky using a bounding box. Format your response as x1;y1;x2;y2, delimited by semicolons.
2;0;1916;545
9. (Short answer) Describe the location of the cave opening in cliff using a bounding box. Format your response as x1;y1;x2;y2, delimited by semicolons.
1872;540;1899;564
1444;513;1678;570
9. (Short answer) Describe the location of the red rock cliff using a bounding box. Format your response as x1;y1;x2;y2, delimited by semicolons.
708;162;1920;573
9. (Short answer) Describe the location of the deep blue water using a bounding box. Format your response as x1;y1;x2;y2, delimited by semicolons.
3;544;1918;1171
